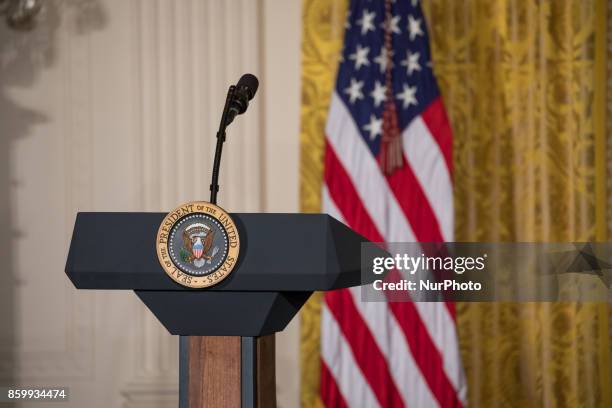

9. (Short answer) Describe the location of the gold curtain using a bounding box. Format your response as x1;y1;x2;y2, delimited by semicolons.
299;0;611;407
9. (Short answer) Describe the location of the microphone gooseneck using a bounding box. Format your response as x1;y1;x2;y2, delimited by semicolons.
209;74;259;204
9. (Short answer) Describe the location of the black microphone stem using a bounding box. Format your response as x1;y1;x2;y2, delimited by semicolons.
209;85;236;205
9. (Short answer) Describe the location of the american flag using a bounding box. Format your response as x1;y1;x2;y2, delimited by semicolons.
320;0;467;407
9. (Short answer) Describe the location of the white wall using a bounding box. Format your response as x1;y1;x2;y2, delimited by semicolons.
0;0;301;407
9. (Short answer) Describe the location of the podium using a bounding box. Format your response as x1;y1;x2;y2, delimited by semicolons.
65;212;370;407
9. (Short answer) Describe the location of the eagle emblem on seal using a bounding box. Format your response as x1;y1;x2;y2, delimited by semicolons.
157;201;240;288
180;222;219;268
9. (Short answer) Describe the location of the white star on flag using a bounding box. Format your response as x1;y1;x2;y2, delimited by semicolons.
357;9;376;35
401;51;421;76
344;78;365;104
374;48;393;73
381;14;401;35
397;84;418;108
363;114;382;140
407;15;424;40
349;44;371;70
370;81;386;107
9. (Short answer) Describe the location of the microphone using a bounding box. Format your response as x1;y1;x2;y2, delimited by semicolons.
209;73;260;204
225;73;259;125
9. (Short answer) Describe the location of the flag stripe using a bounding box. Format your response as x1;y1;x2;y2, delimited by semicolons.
325;290;405;408
385;155;445;243
321;307;381;408
412;302;467;401
420;98;453;173
324;141;385;242
349;287;441;408
388;295;464;408
401;113;454;242
320;360;350;408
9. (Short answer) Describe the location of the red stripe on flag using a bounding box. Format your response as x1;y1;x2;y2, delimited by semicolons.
387;284;464;408
421;98;453;174
411;99;458;321
325;290;405;408
324;141;385;242
320;359;350;408
385;157;445;243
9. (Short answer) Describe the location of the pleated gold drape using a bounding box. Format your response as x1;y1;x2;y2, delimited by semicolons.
299;0;611;407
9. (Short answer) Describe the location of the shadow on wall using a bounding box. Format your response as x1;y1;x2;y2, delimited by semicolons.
0;0;105;396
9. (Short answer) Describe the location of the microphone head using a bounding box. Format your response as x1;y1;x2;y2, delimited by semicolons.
236;73;259;100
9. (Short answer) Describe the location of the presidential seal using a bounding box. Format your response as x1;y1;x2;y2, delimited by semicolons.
156;201;240;288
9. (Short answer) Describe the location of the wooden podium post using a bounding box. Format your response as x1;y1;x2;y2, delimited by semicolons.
184;336;275;408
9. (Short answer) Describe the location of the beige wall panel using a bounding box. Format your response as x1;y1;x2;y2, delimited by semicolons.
262;2;302;408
